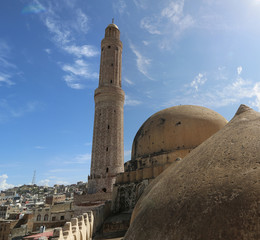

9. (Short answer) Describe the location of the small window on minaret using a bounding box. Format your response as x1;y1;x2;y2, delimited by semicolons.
108;46;111;49
102;47;104;51
110;80;112;83
106;147;108;151
106;168;109;173
108;125;110;129
111;63;113;66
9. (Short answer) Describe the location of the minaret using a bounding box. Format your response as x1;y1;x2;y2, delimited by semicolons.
88;22;125;194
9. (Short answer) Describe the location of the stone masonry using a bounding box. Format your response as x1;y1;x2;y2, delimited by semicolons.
88;22;125;194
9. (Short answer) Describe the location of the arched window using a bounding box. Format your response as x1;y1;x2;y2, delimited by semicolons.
37;214;41;221
44;214;48;221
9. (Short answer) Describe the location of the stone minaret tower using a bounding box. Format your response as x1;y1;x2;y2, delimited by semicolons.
88;22;125;194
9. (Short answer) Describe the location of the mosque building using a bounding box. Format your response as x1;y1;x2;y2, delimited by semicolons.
68;22;259;239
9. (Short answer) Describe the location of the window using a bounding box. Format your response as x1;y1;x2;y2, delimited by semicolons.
108;46;111;49
52;216;56;221
44;214;48;221
111;63;113;66
106;147;108;151
108;125;110;129
37;214;41;221
106;168;109;173
60;216;64;220
110;80;112;83
102;188;107;192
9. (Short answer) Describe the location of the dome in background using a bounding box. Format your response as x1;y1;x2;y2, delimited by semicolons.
131;105;228;160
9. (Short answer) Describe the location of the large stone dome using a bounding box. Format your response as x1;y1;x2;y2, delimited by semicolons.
125;105;260;240
131;105;227;160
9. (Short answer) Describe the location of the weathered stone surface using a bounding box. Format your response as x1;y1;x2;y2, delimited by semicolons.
88;23;125;194
131;105;227;166
125;105;260;240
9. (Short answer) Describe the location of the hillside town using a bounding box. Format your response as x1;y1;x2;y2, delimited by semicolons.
0;182;88;240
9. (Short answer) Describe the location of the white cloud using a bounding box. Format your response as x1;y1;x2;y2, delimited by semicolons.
124;77;135;85
55;180;70;185
0;40;16;69
139;0;194;50
64;153;91;164
164;67;260;111
75;9;89;34
35;146;46;149
10;102;40;118
44;48;51;54
251;82;260;110
44;17;72;46
0;100;40;122
133;0;149;9
63;75;84;89
63;45;99;58
0;174;14;191
143;41;150;46
62;59;98;89
124;149;131;160
129;43;153;80
190;73;207;91
34;0;98;89
113;0;127;15
125;95;142;106
161;0;194;36
140;17;161;35
38;179;50;186
161;0;185;24
237;66;242;75
0;40;16;87
0;73;15;86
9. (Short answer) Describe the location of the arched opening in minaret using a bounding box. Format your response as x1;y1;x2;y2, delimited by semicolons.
106;167;109;173
108;45;111;49
108;125;110;129
110;80;112;83
106;147;108;151
102;188;107;192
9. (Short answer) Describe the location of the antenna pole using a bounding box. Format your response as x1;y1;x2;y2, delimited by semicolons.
32;170;36;185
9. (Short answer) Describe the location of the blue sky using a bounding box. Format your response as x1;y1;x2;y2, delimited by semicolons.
1;0;260;189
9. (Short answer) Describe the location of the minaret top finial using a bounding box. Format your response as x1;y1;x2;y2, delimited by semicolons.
112;18;114;24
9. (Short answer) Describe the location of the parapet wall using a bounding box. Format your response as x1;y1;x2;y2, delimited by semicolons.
125;148;190;172
74;193;112;206
52;212;94;240
116;163;172;185
74;201;112;234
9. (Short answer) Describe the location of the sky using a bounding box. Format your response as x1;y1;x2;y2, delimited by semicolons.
1;0;260;189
